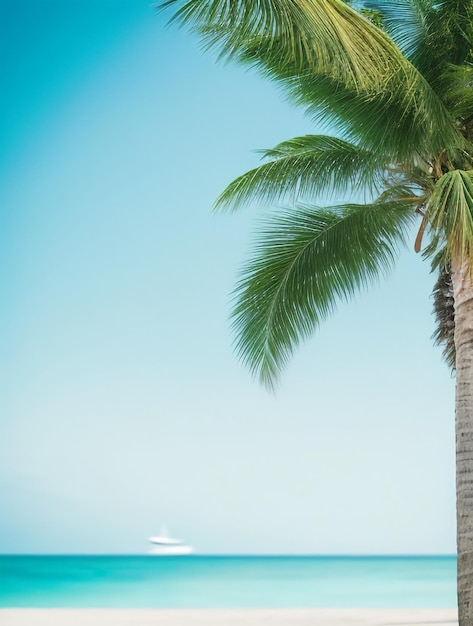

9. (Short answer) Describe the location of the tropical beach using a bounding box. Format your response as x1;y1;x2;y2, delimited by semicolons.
0;556;457;625
2;0;471;624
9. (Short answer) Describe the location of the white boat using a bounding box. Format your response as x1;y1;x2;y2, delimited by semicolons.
148;526;193;555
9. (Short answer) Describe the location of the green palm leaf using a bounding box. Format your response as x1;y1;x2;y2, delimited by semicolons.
364;0;432;67
162;0;413;91
215;135;385;212
162;0;465;160
240;34;463;161
442;64;473;124
426;169;473;263
367;0;473;84
232;200;417;388
434;0;473;67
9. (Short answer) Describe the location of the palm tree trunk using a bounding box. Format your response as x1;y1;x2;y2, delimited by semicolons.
453;259;473;626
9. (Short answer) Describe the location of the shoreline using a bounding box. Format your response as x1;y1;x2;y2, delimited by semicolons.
0;608;459;626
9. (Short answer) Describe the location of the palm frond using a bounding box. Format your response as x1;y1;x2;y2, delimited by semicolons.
434;0;473;67
161;0;415;92
402;165;434;193
162;0;464;160
442;64;473;126
240;34;463;161
376;165;432;207
215;135;385;212
232;200;417;388
363;0;432;68
431;260;456;370
365;0;473;84
425;169;473;264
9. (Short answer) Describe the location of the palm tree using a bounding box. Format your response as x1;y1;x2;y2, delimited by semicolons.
162;0;473;621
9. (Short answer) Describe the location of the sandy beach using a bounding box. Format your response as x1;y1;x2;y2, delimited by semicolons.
0;608;458;626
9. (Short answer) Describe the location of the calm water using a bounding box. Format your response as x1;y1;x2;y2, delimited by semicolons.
0;556;456;608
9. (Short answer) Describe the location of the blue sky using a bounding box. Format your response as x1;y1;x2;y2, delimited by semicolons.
0;0;456;555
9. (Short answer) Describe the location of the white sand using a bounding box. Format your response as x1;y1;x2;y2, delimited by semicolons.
0;608;458;626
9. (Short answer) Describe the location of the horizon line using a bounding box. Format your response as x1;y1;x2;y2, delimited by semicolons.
0;553;457;558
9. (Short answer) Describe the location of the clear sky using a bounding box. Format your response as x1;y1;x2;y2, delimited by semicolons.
0;0;456;555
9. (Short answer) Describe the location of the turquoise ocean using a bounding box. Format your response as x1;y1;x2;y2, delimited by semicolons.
0;556;456;608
